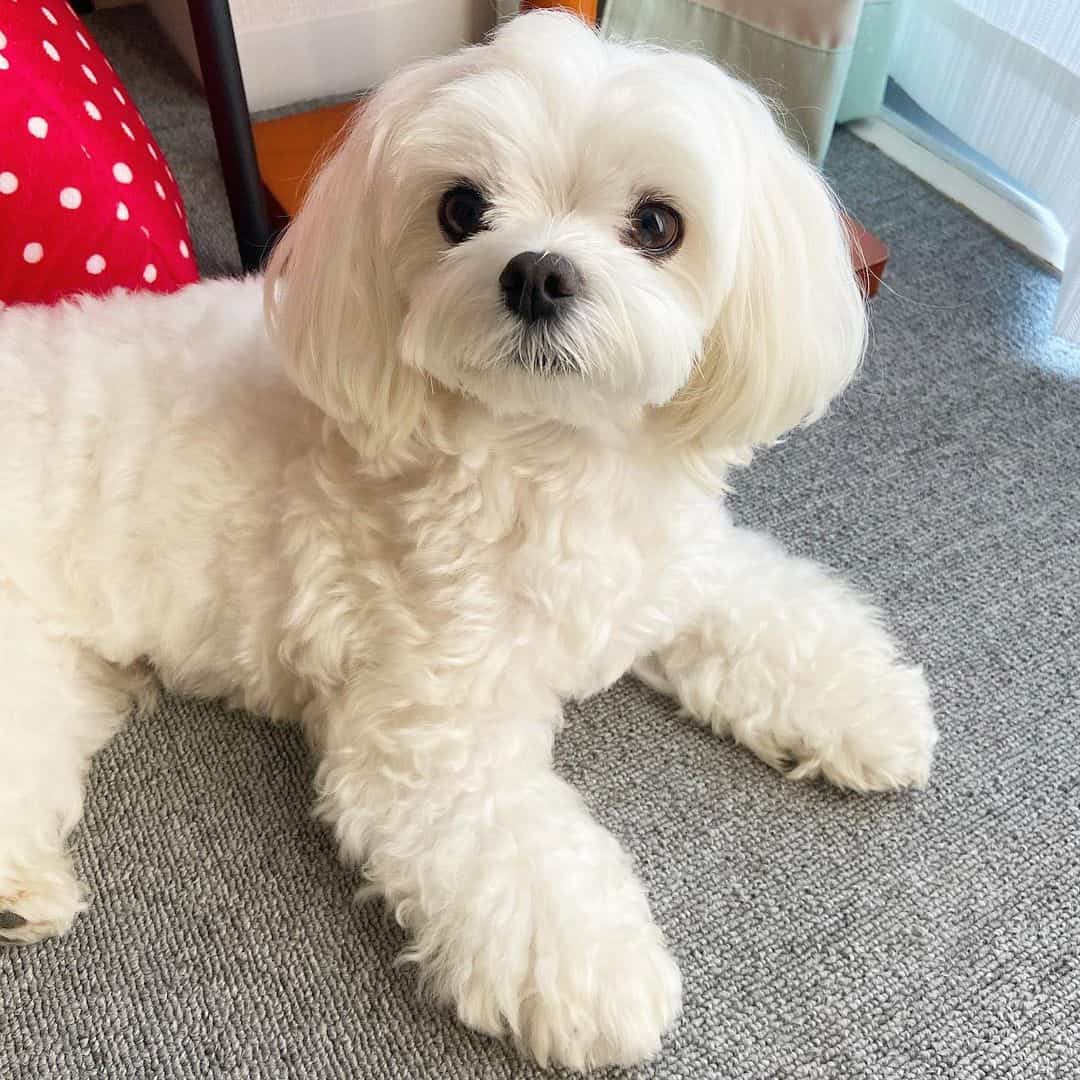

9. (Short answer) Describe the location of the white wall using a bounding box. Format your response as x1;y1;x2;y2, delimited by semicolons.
147;0;497;112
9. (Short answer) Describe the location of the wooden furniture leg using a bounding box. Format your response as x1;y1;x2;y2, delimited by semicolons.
845;217;888;299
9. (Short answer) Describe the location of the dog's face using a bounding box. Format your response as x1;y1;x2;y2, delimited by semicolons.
268;12;865;457
389;17;737;433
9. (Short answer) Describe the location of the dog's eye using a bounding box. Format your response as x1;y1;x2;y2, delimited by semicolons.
627;201;683;258
438;185;489;244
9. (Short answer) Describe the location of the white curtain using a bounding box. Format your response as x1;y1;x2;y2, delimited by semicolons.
891;0;1080;342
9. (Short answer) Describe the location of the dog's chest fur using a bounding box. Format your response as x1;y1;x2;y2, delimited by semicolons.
277;422;709;722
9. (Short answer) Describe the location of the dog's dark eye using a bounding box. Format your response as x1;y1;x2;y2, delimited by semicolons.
627;201;683;258
438;185;489;244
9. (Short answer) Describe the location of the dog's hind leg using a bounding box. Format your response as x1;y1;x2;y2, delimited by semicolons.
0;586;158;944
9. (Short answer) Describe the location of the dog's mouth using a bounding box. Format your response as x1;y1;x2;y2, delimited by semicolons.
509;334;580;377
512;351;577;376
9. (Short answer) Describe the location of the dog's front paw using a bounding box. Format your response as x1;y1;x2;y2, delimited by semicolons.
516;923;681;1069
420;873;682;1070
781;660;938;792
455;918;681;1070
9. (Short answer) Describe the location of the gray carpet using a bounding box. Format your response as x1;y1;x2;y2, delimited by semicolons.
3;8;1079;1079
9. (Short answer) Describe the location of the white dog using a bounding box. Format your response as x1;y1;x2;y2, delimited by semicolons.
0;11;936;1069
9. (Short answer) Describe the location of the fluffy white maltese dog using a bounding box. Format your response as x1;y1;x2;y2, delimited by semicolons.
0;11;936;1069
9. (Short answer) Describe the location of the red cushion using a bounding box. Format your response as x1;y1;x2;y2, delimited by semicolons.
0;2;198;307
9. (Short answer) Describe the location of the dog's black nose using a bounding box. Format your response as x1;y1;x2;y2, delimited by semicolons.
499;251;581;322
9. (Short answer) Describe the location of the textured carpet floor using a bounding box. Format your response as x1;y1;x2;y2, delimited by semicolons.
3;8;1079;1079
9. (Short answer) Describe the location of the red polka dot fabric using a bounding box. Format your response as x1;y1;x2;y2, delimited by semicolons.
0;1;198;307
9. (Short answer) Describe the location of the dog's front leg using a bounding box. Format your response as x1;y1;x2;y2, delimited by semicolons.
312;691;681;1070
636;526;937;791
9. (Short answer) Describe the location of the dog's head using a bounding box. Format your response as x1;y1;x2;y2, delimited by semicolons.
266;12;865;462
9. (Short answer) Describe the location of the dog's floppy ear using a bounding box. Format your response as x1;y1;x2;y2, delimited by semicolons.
659;79;866;458
265;58;460;454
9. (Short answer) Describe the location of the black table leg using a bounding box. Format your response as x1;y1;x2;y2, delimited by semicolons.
187;0;273;273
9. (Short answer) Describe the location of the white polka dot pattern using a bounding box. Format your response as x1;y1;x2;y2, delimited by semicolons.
1;3;197;303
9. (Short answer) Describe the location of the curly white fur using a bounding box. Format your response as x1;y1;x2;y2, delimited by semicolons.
0;12;936;1069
